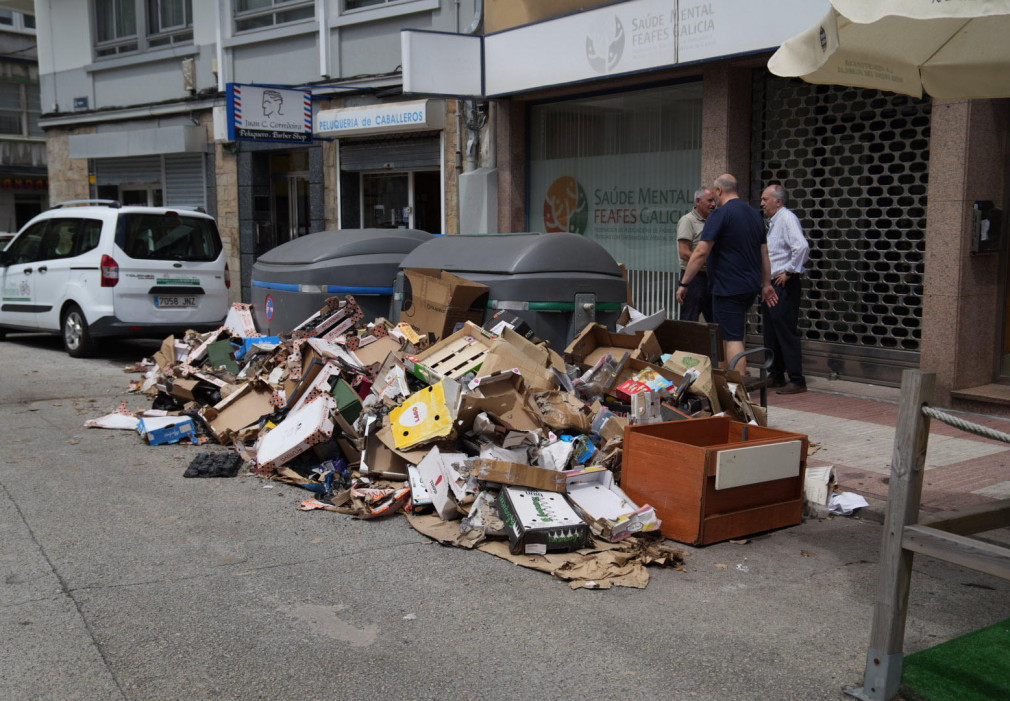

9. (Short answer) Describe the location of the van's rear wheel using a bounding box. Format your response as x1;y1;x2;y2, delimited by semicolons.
62;304;96;358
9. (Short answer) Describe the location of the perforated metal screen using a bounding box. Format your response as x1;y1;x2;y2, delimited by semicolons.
749;75;931;382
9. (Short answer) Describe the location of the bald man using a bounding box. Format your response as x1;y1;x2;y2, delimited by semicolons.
677;174;777;373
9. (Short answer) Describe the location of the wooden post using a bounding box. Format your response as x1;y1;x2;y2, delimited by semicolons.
851;370;935;701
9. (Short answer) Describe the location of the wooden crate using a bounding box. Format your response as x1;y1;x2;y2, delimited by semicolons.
622;416;808;545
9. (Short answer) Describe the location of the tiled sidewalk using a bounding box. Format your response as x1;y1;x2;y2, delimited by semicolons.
761;378;1010;512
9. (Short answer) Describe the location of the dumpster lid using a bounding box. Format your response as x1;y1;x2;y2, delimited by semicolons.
399;233;622;275
256;229;432;266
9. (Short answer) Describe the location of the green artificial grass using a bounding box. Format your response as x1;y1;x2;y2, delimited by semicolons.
900;617;1010;701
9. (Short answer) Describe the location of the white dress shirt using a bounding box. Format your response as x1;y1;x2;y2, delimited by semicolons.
767;207;810;277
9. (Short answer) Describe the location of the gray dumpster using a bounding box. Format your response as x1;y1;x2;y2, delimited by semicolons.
395;232;627;351
251;228;432;334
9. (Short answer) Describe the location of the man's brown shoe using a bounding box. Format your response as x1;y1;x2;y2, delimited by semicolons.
776;382;807;395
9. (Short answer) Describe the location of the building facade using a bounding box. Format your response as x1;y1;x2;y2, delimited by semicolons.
0;7;46;233
26;0;1010;412
404;0;1010;411
34;0;479;300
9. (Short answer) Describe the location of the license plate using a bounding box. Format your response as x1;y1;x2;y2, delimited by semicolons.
154;295;197;308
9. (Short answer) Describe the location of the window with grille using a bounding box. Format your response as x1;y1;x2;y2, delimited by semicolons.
234;0;314;32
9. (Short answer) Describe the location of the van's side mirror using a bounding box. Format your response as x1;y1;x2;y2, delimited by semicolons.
0;250;9;267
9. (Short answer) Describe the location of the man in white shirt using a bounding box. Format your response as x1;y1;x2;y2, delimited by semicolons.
760;184;810;394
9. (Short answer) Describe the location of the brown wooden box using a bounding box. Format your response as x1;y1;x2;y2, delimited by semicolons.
622;416;808;545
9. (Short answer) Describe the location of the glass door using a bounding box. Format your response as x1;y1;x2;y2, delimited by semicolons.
287;174;310;239
362;173;409;228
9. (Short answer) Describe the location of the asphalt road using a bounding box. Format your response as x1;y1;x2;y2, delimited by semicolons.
2;332;1009;701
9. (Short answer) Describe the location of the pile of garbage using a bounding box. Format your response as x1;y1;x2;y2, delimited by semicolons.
87;296;768;589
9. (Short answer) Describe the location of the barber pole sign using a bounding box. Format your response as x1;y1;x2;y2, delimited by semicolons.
226;83;313;144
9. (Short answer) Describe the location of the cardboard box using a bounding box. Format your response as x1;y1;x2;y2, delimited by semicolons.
169;377;202;402
458;371;542;432
664;351;720;413
224;302;259;337
565;467;660;541
713;369;766;426
478;326;557;392
349;335;402;377
358;415;428;479
471;458;566;493
203;382;275;442
416;446;461;520
407;465;434;512
137;416;196;446
496;486;589;555
622;417;808;545
804;465;836;506
482;310;538;341
404;322;494;385
388;379;461;450
400;268;489;340
564;324;662;367
256;395;336;471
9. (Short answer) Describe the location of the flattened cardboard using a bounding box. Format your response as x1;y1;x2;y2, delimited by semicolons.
472;458;566;493
496;486;589;555
401;268;489;340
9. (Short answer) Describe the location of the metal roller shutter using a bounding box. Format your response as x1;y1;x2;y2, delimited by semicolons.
164;153;206;209
339;134;440;171
94;155;161;186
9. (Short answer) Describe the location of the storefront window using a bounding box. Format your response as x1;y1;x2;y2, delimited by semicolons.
529;82;703;314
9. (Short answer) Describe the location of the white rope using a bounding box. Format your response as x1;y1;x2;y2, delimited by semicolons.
921;406;1010;444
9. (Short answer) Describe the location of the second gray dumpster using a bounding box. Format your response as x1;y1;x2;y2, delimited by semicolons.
395;232;627;351
251;228;432;334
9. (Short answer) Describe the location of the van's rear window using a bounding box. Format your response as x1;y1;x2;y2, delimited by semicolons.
116;213;223;262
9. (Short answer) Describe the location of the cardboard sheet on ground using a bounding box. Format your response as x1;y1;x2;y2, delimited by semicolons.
405;512;685;589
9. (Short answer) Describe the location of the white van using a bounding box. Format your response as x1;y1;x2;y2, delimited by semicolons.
0;201;230;357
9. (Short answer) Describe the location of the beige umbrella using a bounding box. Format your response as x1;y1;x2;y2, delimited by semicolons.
768;0;1010;99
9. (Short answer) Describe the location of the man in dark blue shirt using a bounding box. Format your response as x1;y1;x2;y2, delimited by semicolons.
676;173;777;373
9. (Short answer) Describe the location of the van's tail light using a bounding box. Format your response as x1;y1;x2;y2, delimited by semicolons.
224;262;231;289
100;255;119;287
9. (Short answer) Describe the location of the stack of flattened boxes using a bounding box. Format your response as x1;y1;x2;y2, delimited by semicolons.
622;416;808;546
